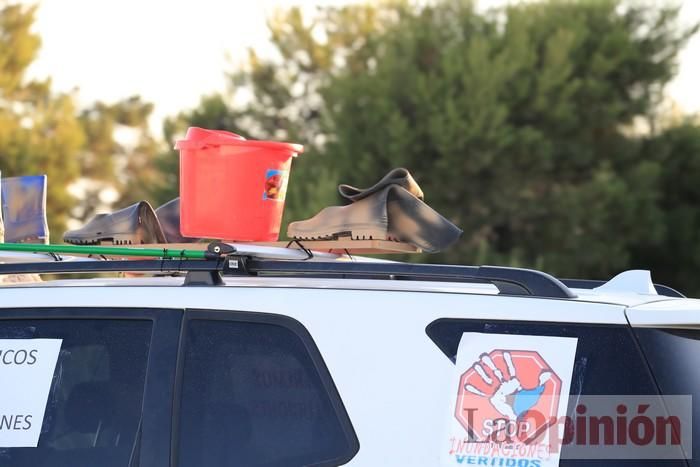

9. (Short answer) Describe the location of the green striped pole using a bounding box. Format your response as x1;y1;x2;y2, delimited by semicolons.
0;243;213;259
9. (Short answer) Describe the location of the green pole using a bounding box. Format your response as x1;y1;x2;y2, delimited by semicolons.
0;243;212;259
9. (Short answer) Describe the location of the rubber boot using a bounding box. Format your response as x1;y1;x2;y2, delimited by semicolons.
287;170;462;253
338;167;424;201
63;201;166;245
154;198;199;243
1;175;49;244
0;175;43;284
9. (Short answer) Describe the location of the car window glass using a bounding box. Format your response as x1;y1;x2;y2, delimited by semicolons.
634;328;700;467
0;318;152;467
176;317;357;467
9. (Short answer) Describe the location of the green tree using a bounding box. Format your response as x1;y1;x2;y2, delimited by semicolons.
321;0;695;277
0;2;84;237
632;122;700;296
1;2;160;238
76;96;161;220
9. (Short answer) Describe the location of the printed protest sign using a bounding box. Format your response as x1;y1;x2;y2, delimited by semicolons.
442;333;577;467
0;339;62;447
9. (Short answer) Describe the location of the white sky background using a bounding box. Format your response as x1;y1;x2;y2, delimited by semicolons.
25;0;700;135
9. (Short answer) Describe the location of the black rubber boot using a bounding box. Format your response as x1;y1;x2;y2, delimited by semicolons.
63;201;166;245
338;167;423;201
154;198;199;243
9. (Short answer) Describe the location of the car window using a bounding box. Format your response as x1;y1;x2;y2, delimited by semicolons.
634;328;700;466
0;318;152;467
176;315;358;467
426;319;686;467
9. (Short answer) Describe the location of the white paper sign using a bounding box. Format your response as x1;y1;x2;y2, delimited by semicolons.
441;333;577;467
0;339;62;447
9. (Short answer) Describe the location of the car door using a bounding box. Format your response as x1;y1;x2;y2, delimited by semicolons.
171;309;359;467
0;306;181;467
252;287;685;466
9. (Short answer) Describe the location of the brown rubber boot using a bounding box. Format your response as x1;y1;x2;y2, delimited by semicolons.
63;201;166;245
287;182;462;253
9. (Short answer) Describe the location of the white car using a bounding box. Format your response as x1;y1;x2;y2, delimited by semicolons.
0;243;696;467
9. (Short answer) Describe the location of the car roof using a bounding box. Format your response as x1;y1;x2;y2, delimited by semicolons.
0;246;687;307
0;273;681;308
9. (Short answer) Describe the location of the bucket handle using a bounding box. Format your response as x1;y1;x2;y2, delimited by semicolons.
175;127;246;150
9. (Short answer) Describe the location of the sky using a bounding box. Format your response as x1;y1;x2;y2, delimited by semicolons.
25;0;700;133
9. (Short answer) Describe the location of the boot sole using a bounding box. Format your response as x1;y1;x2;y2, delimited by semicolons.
290;228;400;242
64;234;145;246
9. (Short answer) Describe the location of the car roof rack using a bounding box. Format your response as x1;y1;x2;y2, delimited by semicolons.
243;261;575;298
0;241;576;299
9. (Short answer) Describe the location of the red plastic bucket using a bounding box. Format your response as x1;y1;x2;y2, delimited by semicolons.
176;127;303;241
